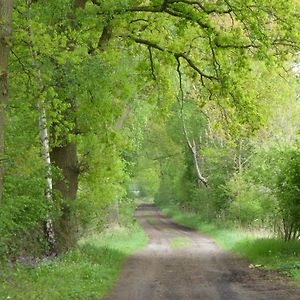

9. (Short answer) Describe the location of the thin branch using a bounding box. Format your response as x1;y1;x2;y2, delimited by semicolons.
123;35;164;51
175;56;184;100
208;35;220;77
215;41;259;49
176;53;217;82
167;0;232;14
163;8;211;30
10;49;33;80
121;34;218;82
148;46;157;80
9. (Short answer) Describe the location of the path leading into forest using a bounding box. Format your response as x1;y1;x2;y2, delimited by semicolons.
102;204;300;300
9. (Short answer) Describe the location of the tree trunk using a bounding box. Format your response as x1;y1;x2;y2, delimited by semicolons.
181;114;208;187
47;0;113;250
177;93;207;187
50;143;79;251
50;143;79;200
114;105;133;131
191;139;208;187
38;104;56;254
0;0;13;203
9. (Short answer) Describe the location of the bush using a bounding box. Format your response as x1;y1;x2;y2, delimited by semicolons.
276;149;300;240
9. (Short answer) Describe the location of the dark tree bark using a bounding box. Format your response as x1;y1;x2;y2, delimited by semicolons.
51;142;79;201
50;142;79;251
73;0;88;9
0;0;13;203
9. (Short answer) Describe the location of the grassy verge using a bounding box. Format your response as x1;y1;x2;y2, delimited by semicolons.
160;204;300;284
0;205;147;300
170;237;191;249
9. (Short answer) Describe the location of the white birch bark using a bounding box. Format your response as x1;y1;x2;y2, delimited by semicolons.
179;99;208;187
38;103;56;251
114;105;133;131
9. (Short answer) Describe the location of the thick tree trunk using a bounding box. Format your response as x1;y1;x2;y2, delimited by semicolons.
44;0;87;250
0;0;13;203
50;143;79;251
50;0;87;202
50;143;79;200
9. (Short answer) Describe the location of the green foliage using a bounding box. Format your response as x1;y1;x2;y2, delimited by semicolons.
0;203;147;299
226;174;276;227
275;148;300;239
2;0;300;261
134;164;160;198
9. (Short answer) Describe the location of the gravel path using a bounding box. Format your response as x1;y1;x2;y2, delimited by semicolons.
102;204;300;300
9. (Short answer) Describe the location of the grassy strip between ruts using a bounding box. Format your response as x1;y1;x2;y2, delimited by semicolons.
0;215;147;299
170;237;191;250
160;204;300;285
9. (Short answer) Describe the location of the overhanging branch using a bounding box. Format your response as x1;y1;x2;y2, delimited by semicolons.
121;34;218;82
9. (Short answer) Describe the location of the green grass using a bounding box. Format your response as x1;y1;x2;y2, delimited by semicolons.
161;204;300;284
0;220;147;299
170;237;191;249
146;217;160;226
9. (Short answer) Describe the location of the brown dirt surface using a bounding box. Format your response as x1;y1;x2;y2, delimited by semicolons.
102;204;300;300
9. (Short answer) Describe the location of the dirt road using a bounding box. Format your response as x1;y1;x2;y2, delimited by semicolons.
103;204;300;300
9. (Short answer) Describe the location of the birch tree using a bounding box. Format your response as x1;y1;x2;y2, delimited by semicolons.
25;0;56;254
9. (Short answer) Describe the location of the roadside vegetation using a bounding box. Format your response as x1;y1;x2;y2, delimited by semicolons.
0;203;147;300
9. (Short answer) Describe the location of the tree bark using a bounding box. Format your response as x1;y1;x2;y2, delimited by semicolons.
180;110;208;187
73;0;88;9
38;104;56;254
50;143;79;201
191;138;208;187
114;105;133;131
0;0;13;203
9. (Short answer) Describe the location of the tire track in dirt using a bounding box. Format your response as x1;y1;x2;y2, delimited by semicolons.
102;204;300;300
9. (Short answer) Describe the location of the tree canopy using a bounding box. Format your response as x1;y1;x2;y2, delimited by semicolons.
0;0;299;258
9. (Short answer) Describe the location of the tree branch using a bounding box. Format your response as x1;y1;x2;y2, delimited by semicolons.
167;0;232;14
121;34;218;82
148;46;157;80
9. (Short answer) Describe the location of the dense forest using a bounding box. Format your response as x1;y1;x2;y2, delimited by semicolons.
0;0;300;298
